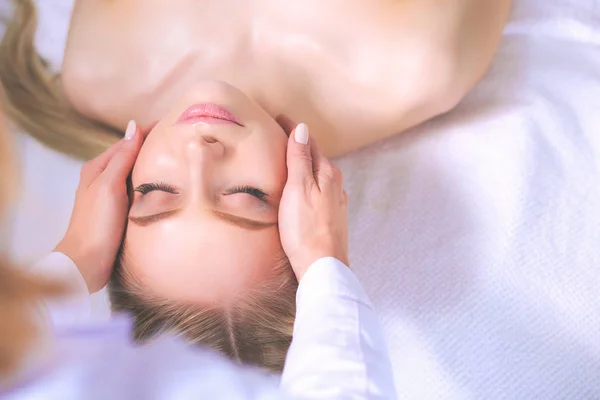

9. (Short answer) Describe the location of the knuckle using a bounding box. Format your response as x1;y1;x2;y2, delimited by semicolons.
321;162;335;177
322;164;344;186
295;150;313;165
303;175;316;192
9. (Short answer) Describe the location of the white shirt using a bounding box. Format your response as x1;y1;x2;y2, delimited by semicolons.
1;254;397;400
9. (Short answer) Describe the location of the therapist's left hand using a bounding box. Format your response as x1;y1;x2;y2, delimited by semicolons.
55;121;144;293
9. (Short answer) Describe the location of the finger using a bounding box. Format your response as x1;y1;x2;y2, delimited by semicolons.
310;139;339;188
103;120;144;182
308;134;323;177
80;120;143;185
80;142;122;186
286;123;317;190
311;139;338;189
318;165;342;194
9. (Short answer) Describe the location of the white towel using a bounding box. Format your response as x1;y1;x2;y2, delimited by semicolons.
336;1;600;398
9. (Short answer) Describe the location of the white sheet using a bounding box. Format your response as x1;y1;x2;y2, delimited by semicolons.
5;0;600;398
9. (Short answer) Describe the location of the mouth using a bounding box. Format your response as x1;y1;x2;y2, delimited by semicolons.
176;104;244;127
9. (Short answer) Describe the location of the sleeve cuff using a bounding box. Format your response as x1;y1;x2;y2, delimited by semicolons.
283;257;397;399
30;252;88;294
30;252;92;327
296;257;373;310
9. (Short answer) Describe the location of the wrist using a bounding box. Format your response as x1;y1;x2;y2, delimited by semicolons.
54;240;96;294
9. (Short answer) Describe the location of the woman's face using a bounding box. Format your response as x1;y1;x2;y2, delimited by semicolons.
125;81;289;305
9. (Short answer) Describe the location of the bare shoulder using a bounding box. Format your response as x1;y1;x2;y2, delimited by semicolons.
320;0;513;156
60;0;512;156
378;0;513;110
63;0;172;129
63;0;133;125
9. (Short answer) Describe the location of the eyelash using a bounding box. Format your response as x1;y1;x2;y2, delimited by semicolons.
134;182;268;202
225;185;269;202
134;182;178;195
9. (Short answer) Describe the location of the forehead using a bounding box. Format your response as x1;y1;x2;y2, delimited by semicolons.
124;213;283;304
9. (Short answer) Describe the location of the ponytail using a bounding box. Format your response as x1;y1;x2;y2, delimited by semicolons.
0;0;120;160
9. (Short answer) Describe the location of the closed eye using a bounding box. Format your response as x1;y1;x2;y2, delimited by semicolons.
223;185;269;203
134;182;179;195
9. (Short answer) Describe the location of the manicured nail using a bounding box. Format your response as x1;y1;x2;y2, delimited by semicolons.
124;120;137;140
295;123;309;145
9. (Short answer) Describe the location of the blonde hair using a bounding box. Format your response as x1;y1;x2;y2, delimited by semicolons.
0;0;120;160
0;0;105;377
109;250;298;374
0;0;298;374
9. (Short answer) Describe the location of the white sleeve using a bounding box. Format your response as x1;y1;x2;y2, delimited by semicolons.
30;252;92;327
280;257;397;400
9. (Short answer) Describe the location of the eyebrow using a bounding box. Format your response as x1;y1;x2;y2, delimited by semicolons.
128;209;276;231
211;210;277;231
128;209;182;227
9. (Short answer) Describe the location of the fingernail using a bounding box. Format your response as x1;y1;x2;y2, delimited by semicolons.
295;123;309;145
124;120;137;140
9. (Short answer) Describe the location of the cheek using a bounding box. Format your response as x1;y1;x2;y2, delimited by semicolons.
243;150;286;191
131;132;161;178
250;135;288;185
131;133;179;182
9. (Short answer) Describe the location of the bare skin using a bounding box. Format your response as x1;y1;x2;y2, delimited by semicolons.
63;0;511;157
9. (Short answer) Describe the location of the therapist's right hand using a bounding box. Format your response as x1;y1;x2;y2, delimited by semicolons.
278;123;349;281
55;121;144;293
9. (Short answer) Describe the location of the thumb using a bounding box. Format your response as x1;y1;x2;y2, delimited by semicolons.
104;120;144;181
286;123;315;187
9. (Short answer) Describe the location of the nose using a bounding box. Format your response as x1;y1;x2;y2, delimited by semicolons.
183;131;226;184
201;134;225;154
202;135;218;144
185;132;226;158
183;133;226;202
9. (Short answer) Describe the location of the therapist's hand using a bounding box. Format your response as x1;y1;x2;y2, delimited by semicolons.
55;121;143;293
278;123;349;281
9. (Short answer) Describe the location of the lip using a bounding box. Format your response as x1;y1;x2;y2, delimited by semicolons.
176;103;243;126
